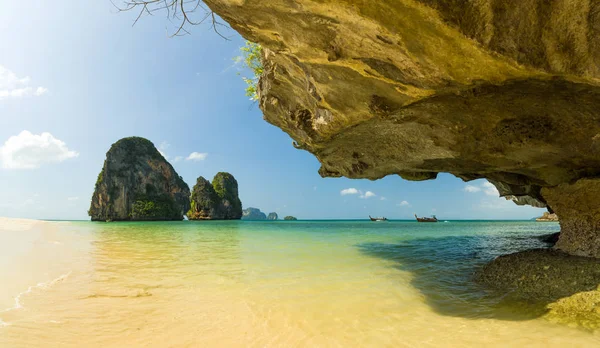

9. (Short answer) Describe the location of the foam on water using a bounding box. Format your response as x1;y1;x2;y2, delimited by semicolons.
0;271;71;326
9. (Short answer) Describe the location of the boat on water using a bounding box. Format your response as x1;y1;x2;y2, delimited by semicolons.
415;214;438;223
369;215;388;222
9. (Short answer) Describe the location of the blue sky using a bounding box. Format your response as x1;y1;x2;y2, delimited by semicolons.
0;1;546;220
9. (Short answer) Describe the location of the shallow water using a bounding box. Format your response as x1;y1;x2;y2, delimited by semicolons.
1;219;598;347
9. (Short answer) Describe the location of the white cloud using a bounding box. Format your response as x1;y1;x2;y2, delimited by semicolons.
340;188;359;196
482;181;499;196
464;185;481;193
34;87;48;96
0;65;48;100
398;200;410;207
464;181;499;196
186;152;208;161
341;188;377;198
172;156;183;163
0;131;78;169
380;196;386;201
360;191;376;199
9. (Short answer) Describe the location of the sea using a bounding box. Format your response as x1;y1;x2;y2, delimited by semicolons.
1;219;599;347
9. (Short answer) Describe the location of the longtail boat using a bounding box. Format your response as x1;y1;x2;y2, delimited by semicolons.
415;214;438;222
369;215;388;221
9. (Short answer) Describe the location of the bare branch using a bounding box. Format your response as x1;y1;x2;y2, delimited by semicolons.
113;0;230;39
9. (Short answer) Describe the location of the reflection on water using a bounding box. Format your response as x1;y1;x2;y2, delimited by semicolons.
3;220;600;347
358;230;554;320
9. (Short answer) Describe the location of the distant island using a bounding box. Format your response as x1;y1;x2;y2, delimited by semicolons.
536;212;559;222
242;208;280;221
284;216;298;221
242;207;267;220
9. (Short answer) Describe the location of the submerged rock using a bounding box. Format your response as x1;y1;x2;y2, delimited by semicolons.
284;216;298;221
188;172;243;220
88;137;190;221
202;0;600;257
242;208;267;220
267;212;278;220
475;249;600;302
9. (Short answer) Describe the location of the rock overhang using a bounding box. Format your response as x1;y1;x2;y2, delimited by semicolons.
201;0;600;256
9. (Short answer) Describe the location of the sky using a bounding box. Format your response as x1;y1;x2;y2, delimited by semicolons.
0;1;546;220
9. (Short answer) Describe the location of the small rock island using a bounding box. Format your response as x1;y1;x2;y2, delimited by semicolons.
284;216;298;221
267;212;278;221
241;207;267;220
188;173;243;220
536;212;559;222
88;137;190;221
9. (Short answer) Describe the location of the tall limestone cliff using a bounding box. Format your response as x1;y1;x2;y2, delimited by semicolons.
88;137;190;221
188;172;243;220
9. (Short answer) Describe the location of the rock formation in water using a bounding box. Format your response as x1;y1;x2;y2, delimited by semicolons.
241;207;267;220
536;212;559;222
284;216;298;221
267;212;278;220
188;172;243;220
212;172;243;219
88;137;190;221
202;0;600;258
187;176;220;220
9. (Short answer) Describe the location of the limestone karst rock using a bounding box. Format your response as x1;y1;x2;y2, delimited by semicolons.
88;137;190;221
242;207;267;220
267;212;278;220
212;172;243;219
187;176;220;220
188;172;243;220
202;0;600;257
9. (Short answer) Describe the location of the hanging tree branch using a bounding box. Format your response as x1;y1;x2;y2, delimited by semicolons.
111;0;231;39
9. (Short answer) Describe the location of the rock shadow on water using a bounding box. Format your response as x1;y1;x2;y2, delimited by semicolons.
356;232;584;322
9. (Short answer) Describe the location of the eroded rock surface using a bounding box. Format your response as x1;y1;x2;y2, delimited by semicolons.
89;137;190;221
204;0;600;256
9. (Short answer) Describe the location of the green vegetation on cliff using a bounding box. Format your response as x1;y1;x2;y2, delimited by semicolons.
237;41;263;101
130;193;181;220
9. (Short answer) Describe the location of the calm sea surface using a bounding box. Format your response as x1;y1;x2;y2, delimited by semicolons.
1;219;599;347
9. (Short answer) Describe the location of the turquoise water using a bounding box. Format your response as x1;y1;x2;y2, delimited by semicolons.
8;219;596;347
82;219;561;319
